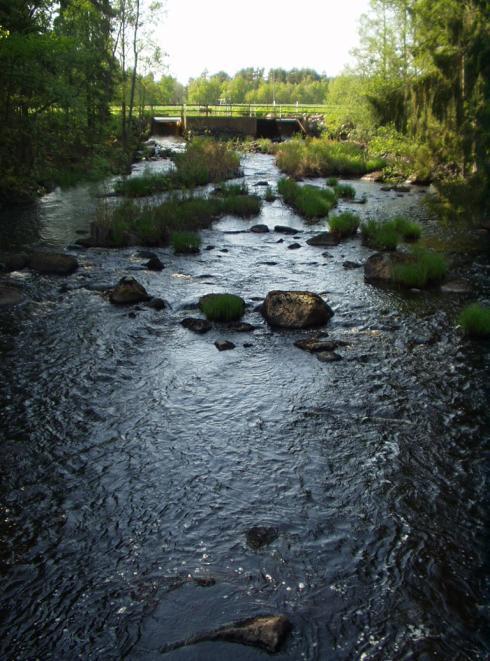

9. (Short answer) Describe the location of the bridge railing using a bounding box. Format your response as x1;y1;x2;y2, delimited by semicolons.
148;103;345;119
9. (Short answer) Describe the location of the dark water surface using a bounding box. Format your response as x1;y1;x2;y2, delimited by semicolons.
0;145;489;659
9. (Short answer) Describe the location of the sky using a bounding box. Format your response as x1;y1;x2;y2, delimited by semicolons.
157;0;372;83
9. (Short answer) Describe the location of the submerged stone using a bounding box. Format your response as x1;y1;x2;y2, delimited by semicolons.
294;338;347;353
181;317;212;334
316;351;342;363
250;224;269;233
246;526;279;549
306;232;340;247
0;252;29;272
0;285;23;306
288;243;302;250
215;340;236;351
146;256;164;271
274;225;300;235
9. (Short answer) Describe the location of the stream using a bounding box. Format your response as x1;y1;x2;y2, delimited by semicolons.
0;141;489;660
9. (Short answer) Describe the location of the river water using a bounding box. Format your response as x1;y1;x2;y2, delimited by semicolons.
0;143;489;660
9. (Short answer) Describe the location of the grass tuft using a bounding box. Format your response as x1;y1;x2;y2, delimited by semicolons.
458;304;490;338
392;216;422;241
200;294;245;321
361;219;399;250
333;183;356;199
171;231;201;254
276;137;386;178
392;248;447;288
329;212;360;238
326;177;338;187
278;178;337;219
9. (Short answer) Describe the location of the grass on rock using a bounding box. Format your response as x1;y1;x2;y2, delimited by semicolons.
329;212;360;238
361;219;400;250
278;178;337;219
392;248;447;288
200;294;245;321
458;304;490;338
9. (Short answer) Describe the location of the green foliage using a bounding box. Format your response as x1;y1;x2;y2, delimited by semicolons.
220;195;262;218
361;219;399;250
368;126;435;182
329;212;360;237
264;186;276;202
276;137;386;178
114;171;170;197
214;182;249;196
391;217;422;241
458;304;490;338
199;294;245;322
333;183;356;199
278;178;337;219
93;189;261;246
392;248;448;288
326;177;339;187
173;138;241;186
171;231;201;254
362;216;422;249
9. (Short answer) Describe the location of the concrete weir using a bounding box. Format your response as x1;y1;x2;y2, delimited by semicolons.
152;116;304;139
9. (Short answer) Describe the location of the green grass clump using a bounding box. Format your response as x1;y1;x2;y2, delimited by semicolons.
264;186;276;202
221;194;262;218
213;182;249;196
361;219;399;250
392;248;447;288
115;138;241;197
278;178;337;219
392;216;422;241
333;183;356;199
171;231;201;254
326;177;338;187
458;304;490;338
276;137;386;178
200;294;245;321
329;212;360;238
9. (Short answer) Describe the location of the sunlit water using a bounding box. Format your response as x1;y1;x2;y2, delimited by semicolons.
0;141;488;659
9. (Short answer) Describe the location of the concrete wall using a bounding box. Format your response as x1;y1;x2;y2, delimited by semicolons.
186;116;258;137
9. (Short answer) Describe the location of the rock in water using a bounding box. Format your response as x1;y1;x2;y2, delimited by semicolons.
215;340;235;351
306;232;340;247
110;277;150;305
181;318;212;334
250;224;269;233
274;225;300;235
246;526;278;549
316;351;342;363
0;252;29;272
0;285;23;306
206;615;292;653
364;252;413;283
262;290;333;329
294;338;347;353
146;256;164;271
29;252;78;275
288;242;301;250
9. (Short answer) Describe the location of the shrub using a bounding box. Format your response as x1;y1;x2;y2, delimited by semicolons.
278;178;337;219
392;216;422;241
200;294;245;321
329;212;360;237
333;183;356;199
171;231;201;254
361;219;399;250
458;304;490;338
392;248;447;288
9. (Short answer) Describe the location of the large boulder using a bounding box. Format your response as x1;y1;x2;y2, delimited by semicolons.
29;252;78;275
0;252;29;272
364;252;412;283
262;290;333;329
110;276;150;305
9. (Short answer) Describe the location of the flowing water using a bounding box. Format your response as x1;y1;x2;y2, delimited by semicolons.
0;142;488;660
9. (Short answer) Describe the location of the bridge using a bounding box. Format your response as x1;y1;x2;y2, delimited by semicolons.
150;103;333;138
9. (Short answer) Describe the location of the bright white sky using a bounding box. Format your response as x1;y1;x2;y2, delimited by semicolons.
157;0;371;83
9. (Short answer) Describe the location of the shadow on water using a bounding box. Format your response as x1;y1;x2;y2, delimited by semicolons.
0;141;488;659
